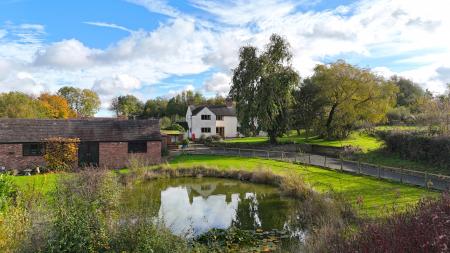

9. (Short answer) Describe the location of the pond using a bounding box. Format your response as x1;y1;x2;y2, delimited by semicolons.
121;176;308;249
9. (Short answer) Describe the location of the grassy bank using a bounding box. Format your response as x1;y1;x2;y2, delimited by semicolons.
10;154;437;217
169;154;436;216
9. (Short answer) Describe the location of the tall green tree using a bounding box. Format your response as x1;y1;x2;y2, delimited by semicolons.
230;34;299;143
291;78;324;138
390;76;425;112
311;60;398;139
110;95;144;118
230;46;261;136
57;86;101;117
0;92;48;118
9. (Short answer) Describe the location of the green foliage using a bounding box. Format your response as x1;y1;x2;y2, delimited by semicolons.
0;92;48;118
378;131;450;169
160;116;172;129
165;123;186;132
110;94;144;118
310;60;398;139
230;46;261;136
142;96;168;118
230;34;300;143
57;86;101;117
46;170;120;252
391;76;425;111
0;174;17;212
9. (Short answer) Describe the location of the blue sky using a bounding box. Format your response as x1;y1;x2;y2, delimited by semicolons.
0;0;449;116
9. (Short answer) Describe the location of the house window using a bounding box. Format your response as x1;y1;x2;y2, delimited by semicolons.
201;115;211;120
23;143;44;156
216;115;223;121
201;127;211;133
128;141;147;153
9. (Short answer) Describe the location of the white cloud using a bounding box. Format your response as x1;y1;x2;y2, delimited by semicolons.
167;84;195;98
1;0;450;114
126;0;180;17
33;39;96;69
84;21;134;33
203;72;231;96
92;74;142;96
0;72;47;95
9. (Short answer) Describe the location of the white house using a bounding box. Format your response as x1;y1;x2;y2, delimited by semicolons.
186;103;239;139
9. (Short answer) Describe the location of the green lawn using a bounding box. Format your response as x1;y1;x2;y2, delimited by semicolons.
11;154;438;217
169;154;438;217
224;131;383;152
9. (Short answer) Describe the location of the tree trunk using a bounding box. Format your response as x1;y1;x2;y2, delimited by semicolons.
268;131;278;144
296;129;301;136
326;103;338;138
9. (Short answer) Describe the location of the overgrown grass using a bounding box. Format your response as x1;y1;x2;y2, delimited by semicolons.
168;154;438;217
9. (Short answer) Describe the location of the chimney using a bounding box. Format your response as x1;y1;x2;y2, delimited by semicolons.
225;98;233;108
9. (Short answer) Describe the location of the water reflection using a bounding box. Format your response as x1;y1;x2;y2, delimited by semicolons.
151;178;297;237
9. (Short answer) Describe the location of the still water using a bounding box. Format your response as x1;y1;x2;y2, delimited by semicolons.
122;177;304;238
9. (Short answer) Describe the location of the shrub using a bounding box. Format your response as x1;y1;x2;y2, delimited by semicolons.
44;137;80;171
0;174;17;211
46;169;120;252
164;123;185;132
326;193;450;253
377;131;450;169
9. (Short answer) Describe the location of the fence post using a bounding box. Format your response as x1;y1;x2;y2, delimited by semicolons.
281;152;284;160
340;157;343;172
252;150;255;157
358;160;361;174
425;172;429;188
267;151;269;159
324;156;327;167
377;165;381;179
295;154;298;163
400;169;403;183
238;148;241;156
308;154;311;164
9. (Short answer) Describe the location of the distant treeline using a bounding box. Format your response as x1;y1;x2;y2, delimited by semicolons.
0;86;101;119
110;91;227;121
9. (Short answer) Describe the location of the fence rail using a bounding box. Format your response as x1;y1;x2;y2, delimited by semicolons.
181;147;450;191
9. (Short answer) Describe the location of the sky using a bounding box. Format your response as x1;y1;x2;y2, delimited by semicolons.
1;0;450;116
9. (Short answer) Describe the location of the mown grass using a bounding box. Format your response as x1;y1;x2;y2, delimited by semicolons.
224;131;383;152
168;154;438;217
11;154;438;217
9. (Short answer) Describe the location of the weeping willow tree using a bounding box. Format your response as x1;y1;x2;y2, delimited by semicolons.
230;34;300;143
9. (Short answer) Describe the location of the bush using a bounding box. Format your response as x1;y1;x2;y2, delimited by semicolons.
44;137;80;171
164;123;185;132
326;194;450;253
377;131;450;169
0;174;17;211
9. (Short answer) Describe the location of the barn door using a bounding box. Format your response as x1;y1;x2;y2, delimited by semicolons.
78;142;99;167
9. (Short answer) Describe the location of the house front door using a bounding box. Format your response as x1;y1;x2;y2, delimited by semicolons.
78;142;99;167
216;127;225;138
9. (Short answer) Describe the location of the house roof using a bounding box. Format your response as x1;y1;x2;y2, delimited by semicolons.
189;105;236;117
0;118;161;143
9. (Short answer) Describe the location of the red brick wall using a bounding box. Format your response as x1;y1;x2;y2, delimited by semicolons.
99;141;161;169
0;144;45;171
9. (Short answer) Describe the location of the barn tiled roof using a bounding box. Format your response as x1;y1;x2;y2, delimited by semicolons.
189;105;236;117
0;118;161;143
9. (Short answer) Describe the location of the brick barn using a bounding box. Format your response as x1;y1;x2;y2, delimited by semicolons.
0;118;162;171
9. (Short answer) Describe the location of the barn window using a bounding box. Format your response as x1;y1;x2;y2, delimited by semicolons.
128;141;147;153
23;143;44;156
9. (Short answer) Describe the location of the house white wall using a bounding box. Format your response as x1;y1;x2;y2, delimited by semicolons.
216;116;238;138
186;107;216;139
186;106;239;139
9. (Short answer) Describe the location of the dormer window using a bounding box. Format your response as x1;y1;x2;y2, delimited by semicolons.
201;115;211;120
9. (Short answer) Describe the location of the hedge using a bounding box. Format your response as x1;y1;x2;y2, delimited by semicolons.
377;131;450;169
